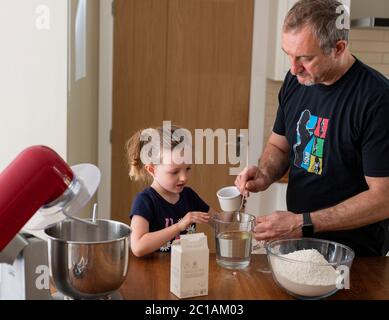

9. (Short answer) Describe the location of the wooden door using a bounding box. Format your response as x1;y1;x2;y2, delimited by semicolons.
112;0;254;251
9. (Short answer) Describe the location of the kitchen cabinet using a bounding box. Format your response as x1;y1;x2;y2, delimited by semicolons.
267;0;351;81
111;0;254;226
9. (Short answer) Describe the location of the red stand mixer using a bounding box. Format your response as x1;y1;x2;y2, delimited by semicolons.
0;146;130;300
0;146;75;251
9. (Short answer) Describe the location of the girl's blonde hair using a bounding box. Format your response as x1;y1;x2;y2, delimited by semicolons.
126;124;188;183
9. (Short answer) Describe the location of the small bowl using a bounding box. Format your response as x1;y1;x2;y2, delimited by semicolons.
216;186;242;212
266;238;355;300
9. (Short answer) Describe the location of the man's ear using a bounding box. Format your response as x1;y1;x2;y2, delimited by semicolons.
334;40;347;57
145;164;155;177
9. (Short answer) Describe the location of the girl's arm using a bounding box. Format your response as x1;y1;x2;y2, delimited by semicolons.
130;212;210;257
130;215;180;257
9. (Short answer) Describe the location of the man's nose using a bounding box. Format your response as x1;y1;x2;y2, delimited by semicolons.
290;58;304;75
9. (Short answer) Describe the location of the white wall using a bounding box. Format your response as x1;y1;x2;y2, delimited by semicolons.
67;0;99;167
0;0;68;170
67;0;100;218
98;0;113;219
0;0;99;220
246;0;270;216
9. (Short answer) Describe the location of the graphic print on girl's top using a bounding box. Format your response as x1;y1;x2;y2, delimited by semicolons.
159;217;196;252
293;109;329;175
160;218;175;252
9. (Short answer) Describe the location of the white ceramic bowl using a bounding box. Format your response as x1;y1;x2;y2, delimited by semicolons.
216;186;242;212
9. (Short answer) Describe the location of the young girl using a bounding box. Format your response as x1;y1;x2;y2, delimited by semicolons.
127;125;217;257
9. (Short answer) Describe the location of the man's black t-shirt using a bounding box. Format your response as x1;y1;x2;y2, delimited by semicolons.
130;186;209;252
273;58;389;256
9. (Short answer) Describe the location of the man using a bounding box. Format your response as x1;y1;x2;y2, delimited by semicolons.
236;0;389;256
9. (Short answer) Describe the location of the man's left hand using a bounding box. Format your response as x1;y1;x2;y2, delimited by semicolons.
253;211;303;241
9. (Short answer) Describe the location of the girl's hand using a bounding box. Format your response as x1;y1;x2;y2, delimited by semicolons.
178;211;210;231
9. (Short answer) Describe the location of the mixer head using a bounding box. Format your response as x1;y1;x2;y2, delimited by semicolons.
0;146;101;250
23;163;101;232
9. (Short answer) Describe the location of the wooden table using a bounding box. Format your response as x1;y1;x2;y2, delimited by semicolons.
119;253;389;300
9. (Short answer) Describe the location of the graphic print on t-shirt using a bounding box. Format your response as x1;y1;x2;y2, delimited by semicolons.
293;109;329;175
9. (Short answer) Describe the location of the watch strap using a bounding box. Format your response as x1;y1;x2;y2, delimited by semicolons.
302;212;314;237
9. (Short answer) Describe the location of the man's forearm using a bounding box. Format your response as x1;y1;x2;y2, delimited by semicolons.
258;141;290;185
312;188;389;233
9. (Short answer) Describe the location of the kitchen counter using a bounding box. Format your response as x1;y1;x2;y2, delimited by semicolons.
119;253;389;300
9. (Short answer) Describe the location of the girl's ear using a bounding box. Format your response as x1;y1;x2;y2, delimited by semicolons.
144;164;155;177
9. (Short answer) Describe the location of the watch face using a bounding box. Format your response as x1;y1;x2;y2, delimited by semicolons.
302;224;314;237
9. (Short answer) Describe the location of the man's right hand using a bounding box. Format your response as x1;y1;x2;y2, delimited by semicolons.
235;165;271;194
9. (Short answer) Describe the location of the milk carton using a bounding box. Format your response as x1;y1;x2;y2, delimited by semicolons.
170;233;209;299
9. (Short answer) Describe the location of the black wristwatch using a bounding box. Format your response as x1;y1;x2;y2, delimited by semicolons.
302;212;314;237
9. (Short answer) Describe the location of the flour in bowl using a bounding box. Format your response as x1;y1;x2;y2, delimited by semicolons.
270;249;340;298
272;249;338;286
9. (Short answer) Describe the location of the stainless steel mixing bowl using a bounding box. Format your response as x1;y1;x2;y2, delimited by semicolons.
44;219;131;299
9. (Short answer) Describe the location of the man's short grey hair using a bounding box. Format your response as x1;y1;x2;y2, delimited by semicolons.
283;0;349;54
